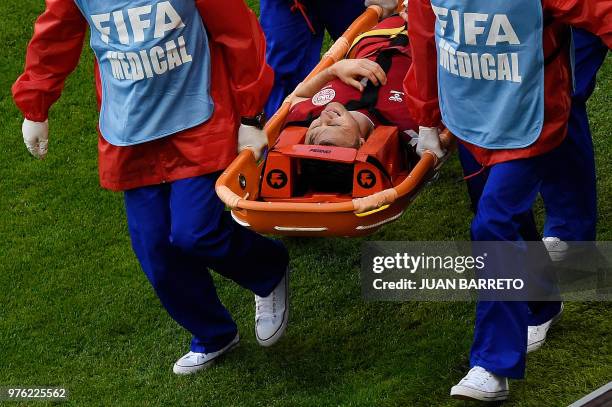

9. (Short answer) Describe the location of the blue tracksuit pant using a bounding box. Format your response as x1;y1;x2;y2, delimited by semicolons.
540;29;608;241
124;173;288;353
458;33;607;378
260;0;365;117
459;147;565;378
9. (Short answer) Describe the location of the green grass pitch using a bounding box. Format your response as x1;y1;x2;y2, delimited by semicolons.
0;1;610;406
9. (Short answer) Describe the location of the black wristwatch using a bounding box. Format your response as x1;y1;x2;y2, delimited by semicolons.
241;112;266;130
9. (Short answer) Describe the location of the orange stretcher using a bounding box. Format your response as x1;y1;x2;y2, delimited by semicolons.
215;5;454;237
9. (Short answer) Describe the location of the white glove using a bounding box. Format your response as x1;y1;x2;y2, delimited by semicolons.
416;126;445;158
365;0;399;18
238;124;268;161
22;119;49;159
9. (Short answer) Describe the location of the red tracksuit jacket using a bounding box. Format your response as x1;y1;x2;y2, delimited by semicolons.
12;0;273;191
404;0;611;166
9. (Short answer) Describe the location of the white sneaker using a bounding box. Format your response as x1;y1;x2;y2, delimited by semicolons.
527;303;564;353
172;333;239;375
450;366;509;402
543;237;569;262
255;268;289;347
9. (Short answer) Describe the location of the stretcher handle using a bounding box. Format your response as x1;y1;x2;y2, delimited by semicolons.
215;130;453;214
263;5;384;147
352;129;453;214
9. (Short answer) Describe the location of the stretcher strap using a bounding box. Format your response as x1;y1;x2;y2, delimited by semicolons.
290;0;316;35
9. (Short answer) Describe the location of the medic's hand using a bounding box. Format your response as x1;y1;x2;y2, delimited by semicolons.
329;59;387;92
365;0;399;19
416;126;445;158
22;119;49;160
238;124;268;161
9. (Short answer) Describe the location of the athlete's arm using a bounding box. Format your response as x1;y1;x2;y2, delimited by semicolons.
12;0;87;122
546;0;612;49
195;0;273;118
293;59;387;102
292;69;336;102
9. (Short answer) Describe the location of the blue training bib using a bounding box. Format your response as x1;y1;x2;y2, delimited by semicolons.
430;0;545;149
73;0;214;146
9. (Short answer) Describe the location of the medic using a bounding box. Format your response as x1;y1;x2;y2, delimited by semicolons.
13;0;290;375
453;27;610;365
404;0;611;402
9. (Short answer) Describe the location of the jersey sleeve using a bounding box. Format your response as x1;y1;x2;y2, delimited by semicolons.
195;0;274;118
403;0;442;128
546;0;612;49
11;0;88;122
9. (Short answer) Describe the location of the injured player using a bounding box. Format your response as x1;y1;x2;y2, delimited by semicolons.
284;15;436;155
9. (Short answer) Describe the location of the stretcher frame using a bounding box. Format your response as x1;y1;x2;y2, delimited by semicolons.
216;5;454;237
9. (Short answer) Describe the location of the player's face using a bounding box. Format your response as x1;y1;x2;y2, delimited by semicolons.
305;103;362;149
